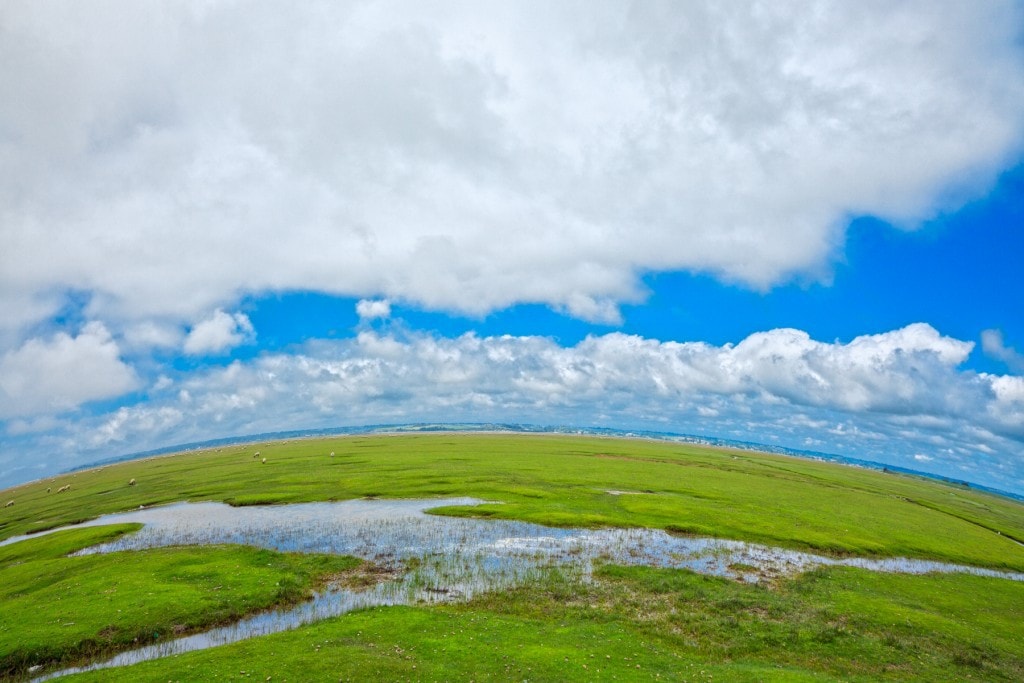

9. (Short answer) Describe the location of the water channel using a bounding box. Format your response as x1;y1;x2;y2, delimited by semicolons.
8;498;1021;680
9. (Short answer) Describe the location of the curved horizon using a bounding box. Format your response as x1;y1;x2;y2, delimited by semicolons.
45;423;1023;503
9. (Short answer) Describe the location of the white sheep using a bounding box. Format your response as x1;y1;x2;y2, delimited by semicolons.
261;458;267;464
57;485;71;493
329;451;335;457
4;500;12;508
129;478;136;486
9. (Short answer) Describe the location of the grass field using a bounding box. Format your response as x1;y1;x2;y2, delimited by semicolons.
0;524;360;679
60;565;1024;682
1;433;1022;680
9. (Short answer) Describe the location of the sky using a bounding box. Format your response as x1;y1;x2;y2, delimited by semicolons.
1;1;1023;494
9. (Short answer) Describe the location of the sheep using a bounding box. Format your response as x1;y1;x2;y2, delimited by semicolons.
129;478;136;486
46;487;51;493
261;458;267;464
329;451;335;457
254;450;261;458
4;500;12;508
57;485;71;493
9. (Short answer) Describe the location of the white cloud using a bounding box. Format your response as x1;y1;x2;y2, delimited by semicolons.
719;323;975;413
123;321;183;350
4;415;63;436
183;310;254;356
1;1;1022;337
990;375;1024;403
0;322;139;418
117;324;1000;432
985;374;1024;439
981;329;1024;373
88;405;185;449
356;299;391;320
4;322;1022;493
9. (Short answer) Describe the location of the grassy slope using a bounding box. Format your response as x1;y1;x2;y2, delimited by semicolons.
0;525;360;679
65;565;1024;682
2;434;1022;569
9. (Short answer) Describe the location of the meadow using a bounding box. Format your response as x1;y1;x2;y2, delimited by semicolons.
1;433;1022;680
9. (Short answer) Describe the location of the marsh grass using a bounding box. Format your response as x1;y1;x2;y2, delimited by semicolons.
56;565;1024;682
0;526;360;680
1;434;1022;680
2;434;1021;570
23;496;1024;681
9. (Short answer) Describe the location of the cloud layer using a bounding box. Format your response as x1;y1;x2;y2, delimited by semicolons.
4;323;1021;493
982;329;1024;373
2;0;1023;336
1;3;1022;494
0;322;139;419
183;310;254;356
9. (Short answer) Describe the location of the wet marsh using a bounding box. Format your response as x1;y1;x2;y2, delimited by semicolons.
1;433;1023;680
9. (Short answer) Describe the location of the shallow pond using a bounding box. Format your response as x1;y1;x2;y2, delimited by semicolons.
15;498;1023;680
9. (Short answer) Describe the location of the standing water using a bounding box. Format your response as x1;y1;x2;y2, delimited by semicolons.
13;498;1022;680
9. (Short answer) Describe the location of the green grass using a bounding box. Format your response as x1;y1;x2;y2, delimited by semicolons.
0;525;360;679
2;434;1022;569
1;433;1022;681
61;565;1024;682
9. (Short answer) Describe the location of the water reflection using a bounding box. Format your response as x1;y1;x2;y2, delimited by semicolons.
23;498;1024;680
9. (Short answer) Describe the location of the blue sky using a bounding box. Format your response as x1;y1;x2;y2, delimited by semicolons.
1;1;1023;494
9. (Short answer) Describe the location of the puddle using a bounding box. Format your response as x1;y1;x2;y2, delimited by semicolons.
14;498;1024;681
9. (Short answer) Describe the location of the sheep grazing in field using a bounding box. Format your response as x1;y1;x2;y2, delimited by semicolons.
254;450;261;458
46;487;51;493
261;458;267;464
129;478;136;486
329;451;335;457
57;485;71;493
4;500;12;508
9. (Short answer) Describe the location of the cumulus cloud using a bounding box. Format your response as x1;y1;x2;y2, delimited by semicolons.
183;310;254;356
985;374;1024;439
981;329;1024;373
356;299;392;320
122;321;183;350
1;1;1023;337
0;322;139;418
4;322;1022;493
